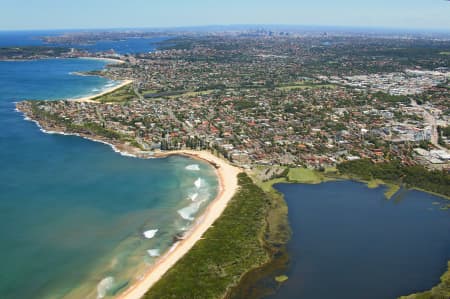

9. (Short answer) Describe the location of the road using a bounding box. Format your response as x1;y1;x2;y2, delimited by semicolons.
411;100;446;150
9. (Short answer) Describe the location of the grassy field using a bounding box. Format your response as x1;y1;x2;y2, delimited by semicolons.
384;184;400;199
439;51;450;55
144;173;288;299
367;179;400;199
92;83;136;103
287;168;326;184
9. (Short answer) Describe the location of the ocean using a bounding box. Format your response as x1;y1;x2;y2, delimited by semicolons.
0;30;168;54
0;36;218;299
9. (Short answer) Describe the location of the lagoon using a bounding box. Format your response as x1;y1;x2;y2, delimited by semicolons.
269;181;450;299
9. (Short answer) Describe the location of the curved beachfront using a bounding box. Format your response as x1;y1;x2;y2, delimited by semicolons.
117;150;242;299
73;79;133;103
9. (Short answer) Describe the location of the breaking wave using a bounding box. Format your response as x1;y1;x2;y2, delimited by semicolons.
147;249;160;257
194;178;205;189
185;164;200;171
143;229;158;239
177;198;208;221
97;276;114;299
189;192;199;201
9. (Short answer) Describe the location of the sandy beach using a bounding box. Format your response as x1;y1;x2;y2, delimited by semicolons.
116;150;242;299
72;79;133;103
78;56;126;65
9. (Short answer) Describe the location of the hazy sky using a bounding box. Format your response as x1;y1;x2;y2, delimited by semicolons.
1;0;449;31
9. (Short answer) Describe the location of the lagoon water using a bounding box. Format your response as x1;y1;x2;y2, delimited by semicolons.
270;181;450;299
0;58;218;299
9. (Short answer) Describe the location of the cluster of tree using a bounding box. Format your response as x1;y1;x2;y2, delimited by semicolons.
184;136;208;150
337;159;450;197
233;99;258;110
372;91;410;104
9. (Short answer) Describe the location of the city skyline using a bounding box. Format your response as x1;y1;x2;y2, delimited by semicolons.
1;0;450;31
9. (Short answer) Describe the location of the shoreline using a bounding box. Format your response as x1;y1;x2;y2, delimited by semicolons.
15;105;149;158
12;59;241;299
15;103;244;298
77;56;126;65
18;105;244;299
116;150;242;299
0;56;125;64
71;79;133;103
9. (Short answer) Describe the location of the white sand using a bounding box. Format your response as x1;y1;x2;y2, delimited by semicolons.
116;150;242;299
78;57;126;65
72;80;133;103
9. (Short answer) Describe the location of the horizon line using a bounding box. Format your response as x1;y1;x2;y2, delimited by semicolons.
1;23;450;34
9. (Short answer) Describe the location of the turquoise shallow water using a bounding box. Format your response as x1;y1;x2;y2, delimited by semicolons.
0;59;218;299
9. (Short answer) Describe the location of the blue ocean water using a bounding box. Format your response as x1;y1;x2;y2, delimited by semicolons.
0;31;48;47
270;182;450;299
0;58;218;299
0;30;167;54
70;36;168;54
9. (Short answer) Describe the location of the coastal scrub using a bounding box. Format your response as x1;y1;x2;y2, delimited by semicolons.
144;173;277;299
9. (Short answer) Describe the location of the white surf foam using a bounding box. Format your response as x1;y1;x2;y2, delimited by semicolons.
189;192;199;201
143;229;158;239
20;114;144;159
97;276;114;299
169;242;180;254
194;178;204;189
185;164;200;171
179;225;189;231
177;198;207;221
147;249;160;257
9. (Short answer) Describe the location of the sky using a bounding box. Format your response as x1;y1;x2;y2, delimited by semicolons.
0;0;449;31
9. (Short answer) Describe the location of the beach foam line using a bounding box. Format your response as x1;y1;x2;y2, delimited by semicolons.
143;229;158;239
147;249;161;257
168;242;180;254
185;164;200;171
19;111;143;159
97;276;114;299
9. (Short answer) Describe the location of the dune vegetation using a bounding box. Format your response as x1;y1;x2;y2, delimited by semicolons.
144;173;289;299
